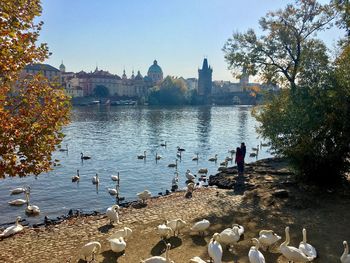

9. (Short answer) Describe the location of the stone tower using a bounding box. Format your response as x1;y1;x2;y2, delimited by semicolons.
198;58;212;96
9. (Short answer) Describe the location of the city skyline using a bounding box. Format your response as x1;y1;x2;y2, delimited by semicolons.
39;0;344;81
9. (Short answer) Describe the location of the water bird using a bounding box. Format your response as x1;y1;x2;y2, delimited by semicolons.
252;145;259;151
59;144;68;152
168;159;178;168
192;153;199;161
108;188;119;196
157;223;173;240
228;149;236;155
208;154;218;162
177;146;185;152
190;219;210;236
341;241;350;263
186;169;196;181
109;227;132;241
198;168;208;174
25;191;40;215
279;226;314;262
166;218;187;236
249;152;257;157
111;172;120;182
92;173;99;184
106;204;120;225
156;152;162;160
10;187;27;195
137;190;152;203
225;156;233;161
176;151;182;158
72;169;80;182
81;152;91;160
141;243;173;263
190;257;206;263
108;236;126;253
208;233;223;263
79;241;101;262
220;160;228;167
160;141;167;147
217;224;244;248
258;229;281;250
0;216;24;238
138;151;146;159
248;238;265;263
299;228;317;259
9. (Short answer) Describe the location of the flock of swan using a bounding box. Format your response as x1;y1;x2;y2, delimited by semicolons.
6;187;40;216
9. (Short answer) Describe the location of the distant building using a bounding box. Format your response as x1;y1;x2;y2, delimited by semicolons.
21;63;61;83
147;60;163;83
198;58;212;96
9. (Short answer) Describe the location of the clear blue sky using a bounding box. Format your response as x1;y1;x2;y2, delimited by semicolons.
39;0;343;81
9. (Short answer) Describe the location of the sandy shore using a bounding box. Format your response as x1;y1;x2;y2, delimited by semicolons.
1;159;350;262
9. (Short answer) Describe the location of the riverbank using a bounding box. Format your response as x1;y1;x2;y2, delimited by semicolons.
1;158;349;262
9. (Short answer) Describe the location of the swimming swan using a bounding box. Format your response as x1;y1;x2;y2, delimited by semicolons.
72;169;80;182
10;187;26;195
137;190;152;203
198;168;208;174
156;152;162;160
141;243;173;263
248;238;265;263
111;173;120;182
208;233;223;263
79;241;101;262
208;154;218;162
192;153;199;161
299;228;317;259
92;173;99;185
168;159;178;168
108;188;119;196
186;169;196;181
279;226;314;262
341;241;350;263
8;198;27;206
138;151;147;159
190;219;210;236
106;204;120;225
108;236;126;253
0;216;24;238
81;152;91;160
258;229;281;250
25;191;40;215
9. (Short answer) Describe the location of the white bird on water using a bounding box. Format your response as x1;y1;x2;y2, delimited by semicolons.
92;173;99;185
10;187;26;195
25;191;40;215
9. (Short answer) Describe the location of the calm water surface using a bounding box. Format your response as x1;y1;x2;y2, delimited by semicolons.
0;105;272;224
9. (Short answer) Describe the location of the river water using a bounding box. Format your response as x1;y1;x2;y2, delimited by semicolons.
0;105;272;224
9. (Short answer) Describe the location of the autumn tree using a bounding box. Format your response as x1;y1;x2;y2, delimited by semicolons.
0;0;70;178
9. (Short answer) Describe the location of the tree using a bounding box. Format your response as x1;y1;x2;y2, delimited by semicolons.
93;85;110;98
0;0;70;178
333;0;350;39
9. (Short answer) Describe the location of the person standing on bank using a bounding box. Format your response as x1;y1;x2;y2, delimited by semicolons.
235;147;244;176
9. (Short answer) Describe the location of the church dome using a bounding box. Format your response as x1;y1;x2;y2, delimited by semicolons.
59;61;66;72
147;60;163;75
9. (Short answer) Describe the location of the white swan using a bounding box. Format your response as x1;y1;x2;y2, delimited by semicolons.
177;146;185;152
72;169;80;182
156;152;162;160
108;188;119;196
186;169;196;181
81;152;91;160
59;144;68;152
208;233;223;263
176;151;182;158
220;160;228;167
225;156;233;161
25;192;40;215
228;149;236;155
110;226;133;241
8;198;27;206
258;229;281;250
157;223;173;239
190;219;210;236
138;151;147;159
279;226;314;262
341;241;350;263
111;173;120;182
0;216;24;238
190;256;206;263
192;153;199;161
10;187;26;195
217;224;244;248
198;168;208;174
106;204;120;225
299;228;317;259
208;154;218;162
160;141;167;147
249;152;257;157
92;173;99;184
141;243;173;263
108;236;126;253
137;190;152;203
248;238;265;263
79;241;101;262
168;159;178;168
166;218;187;236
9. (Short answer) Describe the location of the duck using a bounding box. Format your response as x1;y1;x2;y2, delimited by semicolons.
186;169;196;181
141;243;173;263
208;233;223;263
137;190;152;203
109;227;133;241
177;146;185;152
157;223;173;240
258;229;281;250
92;173;99;185
190;219;210;236
166;218;187;236
156;152;162;160
10;187;27;195
208;154;218;162
248;238;266;263
108;188;119;196
341;241;350;263
279;226;314;262
168;159;178;168
111;172;120;182
192;153;199;161
106;204;120;225
72;169;80;182
81;152;91;160
190;256;206;263
299;228;317;259
25;191;40;215
160;141;167;147
79;241;101;262
198;168;208;174
108;236;126;253
59;144;68;152
0;216;24;238
138;151;147;159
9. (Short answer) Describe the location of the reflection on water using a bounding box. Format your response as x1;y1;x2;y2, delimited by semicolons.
0;105;271;224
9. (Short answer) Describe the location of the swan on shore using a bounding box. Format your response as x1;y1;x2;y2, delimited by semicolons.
190;219;210;236
190;256;206;263
109;227;132;241
137;190;152;203
168;159;178;168
81;152;91;160
248;238;265;263
72;169;80;182
79;241;101;262
106;204;120;225
208;154;218;162
92;173;99;185
141;243;173;263
208;233;223;263
166;218;187;236
10;187;26;195
0;216;24;238
138;151;147;159
299;228;317;259
280;226;314;262
198;168;208;174
341;241;350;263
258;229;281;250
108;236;126;253
157;223;173;240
